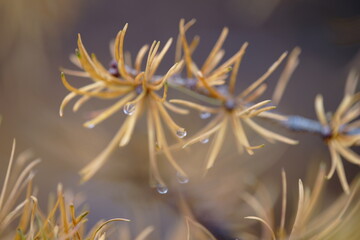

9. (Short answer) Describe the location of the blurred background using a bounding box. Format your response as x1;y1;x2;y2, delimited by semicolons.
0;0;359;239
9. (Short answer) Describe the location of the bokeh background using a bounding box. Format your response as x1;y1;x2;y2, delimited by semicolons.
0;0;359;239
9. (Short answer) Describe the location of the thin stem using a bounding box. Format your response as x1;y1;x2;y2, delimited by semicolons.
129;70;360;138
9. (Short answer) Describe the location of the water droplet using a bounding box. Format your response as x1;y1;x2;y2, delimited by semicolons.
176;172;189;184
199;111;211;119
200;138;209;144
176;129;187;138
123;103;135;115
156;184;168;194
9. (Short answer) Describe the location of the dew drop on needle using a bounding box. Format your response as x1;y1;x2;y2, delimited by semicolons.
199;111;211;119
123;103;135;115
176;129;187;138
176;172;189;184
156;184;168;194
